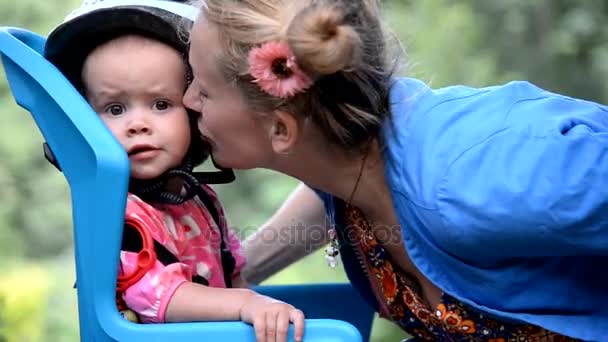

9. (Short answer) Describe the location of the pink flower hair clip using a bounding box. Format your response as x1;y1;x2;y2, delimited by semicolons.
247;41;313;98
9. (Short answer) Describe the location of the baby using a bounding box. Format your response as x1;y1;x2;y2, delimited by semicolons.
44;0;304;341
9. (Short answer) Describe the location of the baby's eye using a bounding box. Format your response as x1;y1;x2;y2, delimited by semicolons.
154;100;170;111
105;104;125;116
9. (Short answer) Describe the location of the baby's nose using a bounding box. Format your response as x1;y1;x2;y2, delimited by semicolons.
127;119;151;135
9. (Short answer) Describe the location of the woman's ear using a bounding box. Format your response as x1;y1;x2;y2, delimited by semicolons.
269;110;299;155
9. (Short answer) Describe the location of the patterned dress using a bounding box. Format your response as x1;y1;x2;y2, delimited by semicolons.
343;204;579;342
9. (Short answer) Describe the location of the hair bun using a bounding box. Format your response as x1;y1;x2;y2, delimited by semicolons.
287;4;361;76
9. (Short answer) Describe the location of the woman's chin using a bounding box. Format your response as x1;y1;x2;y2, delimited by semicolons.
209;149;259;170
211;155;233;169
211;155;249;170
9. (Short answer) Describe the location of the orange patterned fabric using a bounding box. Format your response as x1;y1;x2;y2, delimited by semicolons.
343;204;578;341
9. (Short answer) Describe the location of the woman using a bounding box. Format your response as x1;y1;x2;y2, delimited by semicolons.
183;0;608;340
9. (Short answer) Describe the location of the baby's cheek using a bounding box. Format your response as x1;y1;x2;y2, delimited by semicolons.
103;121;127;145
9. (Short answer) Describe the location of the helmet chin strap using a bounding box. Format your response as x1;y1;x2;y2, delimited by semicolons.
192;154;236;185
129;153;235;205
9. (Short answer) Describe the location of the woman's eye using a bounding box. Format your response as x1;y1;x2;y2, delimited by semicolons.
106;104;124;116
155;100;170;111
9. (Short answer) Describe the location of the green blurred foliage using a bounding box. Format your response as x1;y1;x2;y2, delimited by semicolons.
471;0;608;102
0;0;607;341
0;264;51;342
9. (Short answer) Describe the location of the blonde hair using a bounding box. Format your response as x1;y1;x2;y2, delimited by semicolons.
197;0;399;151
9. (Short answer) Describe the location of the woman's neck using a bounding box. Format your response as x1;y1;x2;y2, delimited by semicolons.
271;139;392;217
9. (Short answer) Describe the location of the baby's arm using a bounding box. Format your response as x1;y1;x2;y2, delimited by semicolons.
166;282;305;342
120;253;304;342
120;213;302;342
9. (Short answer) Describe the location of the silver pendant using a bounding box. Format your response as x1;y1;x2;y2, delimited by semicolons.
325;228;340;268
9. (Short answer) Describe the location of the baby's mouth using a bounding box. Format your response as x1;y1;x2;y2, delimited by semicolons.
128;145;160;156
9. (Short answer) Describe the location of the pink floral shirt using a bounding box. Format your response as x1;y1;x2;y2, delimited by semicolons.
119;185;246;323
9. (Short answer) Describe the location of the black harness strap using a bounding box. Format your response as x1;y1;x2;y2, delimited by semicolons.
194;189;236;289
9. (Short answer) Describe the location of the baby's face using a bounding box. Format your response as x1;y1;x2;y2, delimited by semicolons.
82;35;191;180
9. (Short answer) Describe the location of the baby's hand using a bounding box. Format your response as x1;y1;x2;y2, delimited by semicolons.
239;293;305;342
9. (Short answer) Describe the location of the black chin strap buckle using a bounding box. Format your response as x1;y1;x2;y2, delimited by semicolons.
43;142;62;172
193;168;235;185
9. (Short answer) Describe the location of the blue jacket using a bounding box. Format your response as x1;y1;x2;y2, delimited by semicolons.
317;78;608;341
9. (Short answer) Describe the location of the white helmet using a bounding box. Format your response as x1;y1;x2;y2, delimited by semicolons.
44;0;199;92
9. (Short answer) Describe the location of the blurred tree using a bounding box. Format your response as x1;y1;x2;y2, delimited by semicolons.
0;0;78;261
471;0;608;103
388;0;512;87
0;0;80;340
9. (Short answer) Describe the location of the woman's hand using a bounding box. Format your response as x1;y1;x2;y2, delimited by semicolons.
239;293;305;342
